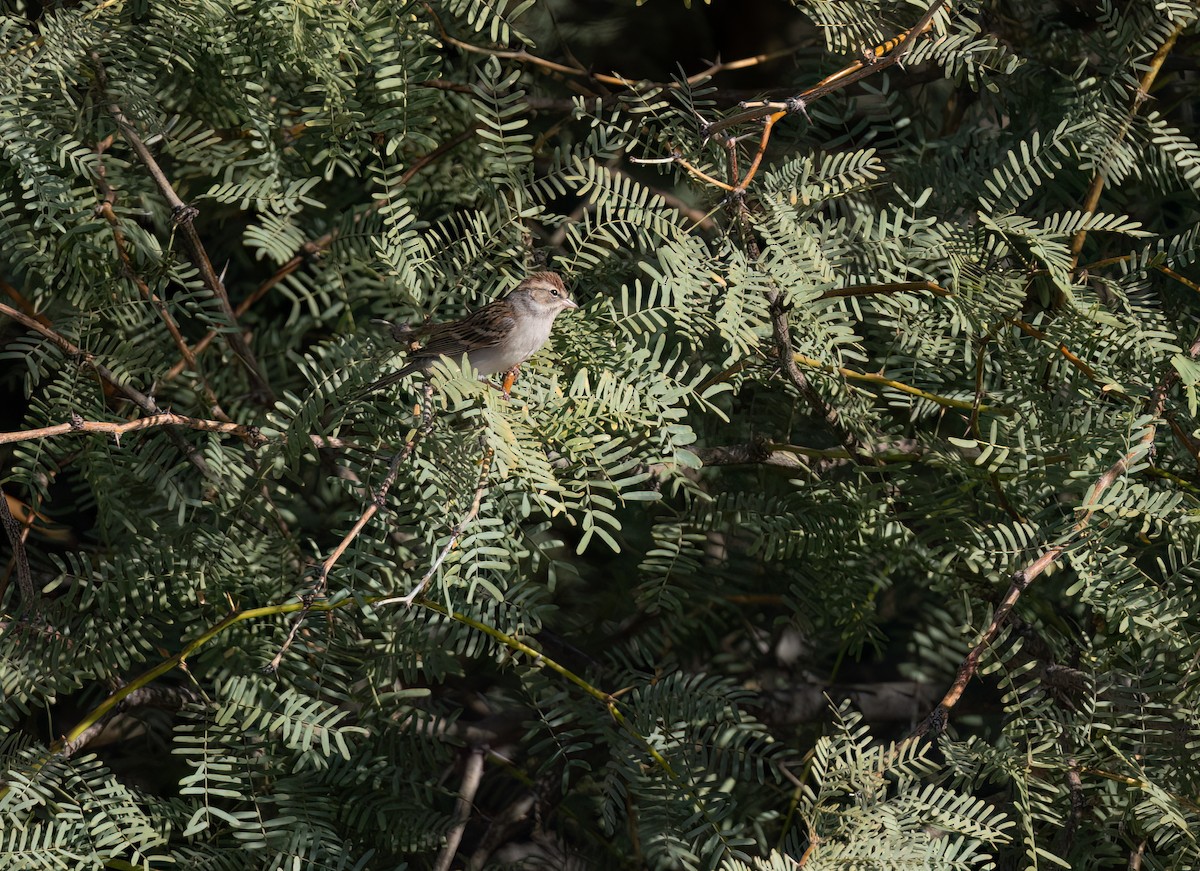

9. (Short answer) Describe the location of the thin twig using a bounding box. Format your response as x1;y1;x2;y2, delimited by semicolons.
1165;413;1200;471
266;450;408;672
0;413;266;447
423;0;807;94
819;280;950;300
0;278;52;326
631;153;737;191
768;291;879;464
161;125;478;383
703;0;949;140
434;747;486;871
378;445;494;607
1129;839;1147;870
1070;24;1184;263
59;685;202;758
92;147;230;421
93;53;274;403
0;485;36;616
1010;317;1106;387
649;440;924;477
0;302;214;477
664;0;949;197
792;352;1011;414
916;331;1200;736
1084;256;1200;297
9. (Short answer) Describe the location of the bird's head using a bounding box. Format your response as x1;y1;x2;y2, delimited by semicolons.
507;271;577;318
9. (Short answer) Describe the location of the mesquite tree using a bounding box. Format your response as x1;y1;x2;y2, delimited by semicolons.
2;1;1199;868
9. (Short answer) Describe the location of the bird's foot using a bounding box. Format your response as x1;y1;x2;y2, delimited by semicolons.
499;365;520;401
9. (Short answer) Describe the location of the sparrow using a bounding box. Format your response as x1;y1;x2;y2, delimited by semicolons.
361;271;578;396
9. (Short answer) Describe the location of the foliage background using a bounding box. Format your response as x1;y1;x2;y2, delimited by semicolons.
2;0;1200;868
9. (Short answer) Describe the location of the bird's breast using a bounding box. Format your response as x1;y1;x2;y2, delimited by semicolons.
469;317;554;375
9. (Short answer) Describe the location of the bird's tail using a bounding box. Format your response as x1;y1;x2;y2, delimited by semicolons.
354;361;421;400
349;319;427;400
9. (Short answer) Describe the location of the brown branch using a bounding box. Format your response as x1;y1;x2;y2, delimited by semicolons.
652;440;924;476
0;278;52;327
736;109;784;190
434;747;486;871
631;153;736;191
378;445;493;607
0;302;214;476
768;291;879;465
686;42;813;84
92;150;231;421
1084;256;1200;298
0;412;266;447
667;0;949;195
1166;413;1200;471
162;125;477;383
1057;745;1085;857
0;485;36;616
92;54;274;403
703;0;950;140
423;0;807;94
1129;839;1147;870
1069;23;1184;262
916;331;1200;736
1010;317;1105;387
266;449;408;672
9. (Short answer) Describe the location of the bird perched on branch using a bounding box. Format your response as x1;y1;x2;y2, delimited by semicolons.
361;271;577;397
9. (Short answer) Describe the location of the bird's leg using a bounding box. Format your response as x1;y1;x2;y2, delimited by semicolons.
500;365;520;399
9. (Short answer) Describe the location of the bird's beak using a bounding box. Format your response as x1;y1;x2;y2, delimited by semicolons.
563;298;579;310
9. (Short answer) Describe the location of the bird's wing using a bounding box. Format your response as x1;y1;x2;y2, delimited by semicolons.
413;302;514;362
356;301;515;398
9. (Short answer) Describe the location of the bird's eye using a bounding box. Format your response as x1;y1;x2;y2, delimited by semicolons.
550;288;559;297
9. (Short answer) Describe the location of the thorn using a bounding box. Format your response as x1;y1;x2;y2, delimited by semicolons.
784;96;810;122
170;203;199;226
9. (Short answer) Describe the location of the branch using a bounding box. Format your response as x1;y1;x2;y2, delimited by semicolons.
0;302;214;477
434;747;486;871
378;445;494;607
655;0;947;196
768;291;879;464
0;485;36;616
819;280;950;301
0;412;266;448
422;0;808;95
36;587;679;818
1084;256;1200;298
630;152;736;190
916;330;1200;736
1070;23;1185;263
92;145;230;421
792;353;1012;415
0;278;52;327
266;449;409;672
161;125;478;384
650;440;924;476
93;54;275;403
1009;317;1106;388
703;0;949;141
59;685;203;758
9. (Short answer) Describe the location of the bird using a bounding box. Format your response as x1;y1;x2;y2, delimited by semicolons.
360;271;578;397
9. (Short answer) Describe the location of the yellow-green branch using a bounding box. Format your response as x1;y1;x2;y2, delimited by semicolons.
793;354;1012;415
